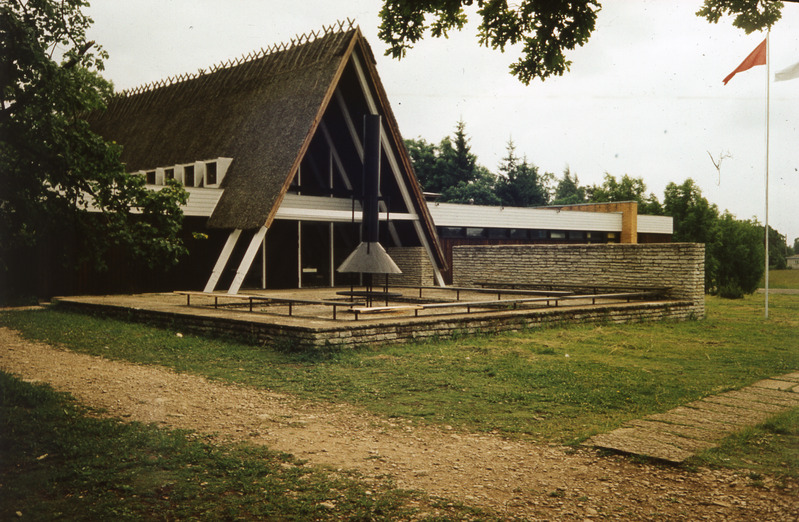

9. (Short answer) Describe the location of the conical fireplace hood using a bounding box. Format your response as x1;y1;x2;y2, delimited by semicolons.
337;114;402;275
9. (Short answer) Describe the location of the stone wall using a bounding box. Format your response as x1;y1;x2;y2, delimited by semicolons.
453;243;705;318
386;247;435;286
54;298;700;350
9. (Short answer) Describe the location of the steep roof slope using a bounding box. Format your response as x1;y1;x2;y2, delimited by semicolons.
88;27;356;230
87;24;446;272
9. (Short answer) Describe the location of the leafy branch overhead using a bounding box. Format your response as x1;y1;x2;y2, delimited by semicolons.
378;0;784;83
0;0;188;273
378;0;600;84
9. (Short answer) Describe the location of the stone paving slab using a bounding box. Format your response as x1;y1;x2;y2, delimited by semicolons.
776;372;799;382
703;394;787;413
751;378;798;391
627;419;725;441
586;372;799;463
685;399;773;423
588;432;694;463
730;387;799;406
644;411;741;434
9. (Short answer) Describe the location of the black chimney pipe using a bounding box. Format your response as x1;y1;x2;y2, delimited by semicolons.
362;114;381;244
336;114;402;276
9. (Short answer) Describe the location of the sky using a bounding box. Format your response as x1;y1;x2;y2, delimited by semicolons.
85;1;799;243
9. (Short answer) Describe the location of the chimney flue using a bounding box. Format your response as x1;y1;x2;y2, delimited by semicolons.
337;114;401;275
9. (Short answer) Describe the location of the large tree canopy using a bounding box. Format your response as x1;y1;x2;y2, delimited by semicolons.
378;0;784;83
0;0;187;276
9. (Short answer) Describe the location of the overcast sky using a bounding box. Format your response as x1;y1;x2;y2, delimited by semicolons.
86;1;799;243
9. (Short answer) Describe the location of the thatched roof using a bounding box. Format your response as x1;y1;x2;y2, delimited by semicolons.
87;22;446;269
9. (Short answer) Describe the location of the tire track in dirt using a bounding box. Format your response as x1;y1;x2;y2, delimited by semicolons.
1;327;797;520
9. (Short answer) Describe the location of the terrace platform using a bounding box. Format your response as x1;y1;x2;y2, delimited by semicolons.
53;286;697;349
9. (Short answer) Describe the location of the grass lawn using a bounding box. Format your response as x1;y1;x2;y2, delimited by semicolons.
761;269;799;289
1;293;797;481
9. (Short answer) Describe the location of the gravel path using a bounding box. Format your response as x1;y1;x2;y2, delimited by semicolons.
1;327;797;520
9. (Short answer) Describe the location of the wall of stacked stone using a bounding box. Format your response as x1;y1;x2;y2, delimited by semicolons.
386;247;435;286
55;298;699;350
452;243;705;318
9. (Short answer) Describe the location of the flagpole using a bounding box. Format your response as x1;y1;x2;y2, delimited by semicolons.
764;30;770;319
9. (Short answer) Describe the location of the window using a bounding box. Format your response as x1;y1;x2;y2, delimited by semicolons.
439;227;465;238
509;229;528;239
184;165;195;187
487;228;508;239
165;168;174;181
206;162;217;185
466;227;485;238
550;231;567;240
145;171;156;184
568;231;585;240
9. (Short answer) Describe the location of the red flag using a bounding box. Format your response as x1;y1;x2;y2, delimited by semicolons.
723;38;767;85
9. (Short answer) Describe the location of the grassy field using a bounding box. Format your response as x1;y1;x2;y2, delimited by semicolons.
1;293;797;490
762;268;799;289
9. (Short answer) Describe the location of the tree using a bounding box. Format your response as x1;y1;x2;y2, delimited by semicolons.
494;139;550;207
437;120;478;188
663;179;720;291
765;225;788;269
587;173;662;214
663;179;719;245
709;213;764;297
379;1;784;83
552;167;587;205
379;0;600;83
405;120;498;204
404;137;438;191
1;1;188;279
697;0;784;33
441;165;501;205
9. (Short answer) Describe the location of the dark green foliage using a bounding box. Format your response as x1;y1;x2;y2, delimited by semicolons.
588;173;663;214
378;0;600;83
405;120;500;204
494;139;551;207
552;168;587;205
697;0;784;33
710;212;764;295
0;0;187;277
767;225;788;269
379;1;783;84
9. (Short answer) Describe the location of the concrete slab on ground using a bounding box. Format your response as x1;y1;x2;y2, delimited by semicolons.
585;373;799;463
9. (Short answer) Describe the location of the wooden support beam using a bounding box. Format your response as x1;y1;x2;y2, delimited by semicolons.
204;229;242;293
228;226;268;295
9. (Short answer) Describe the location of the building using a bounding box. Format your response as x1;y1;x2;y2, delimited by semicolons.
86;22;448;294
787;255;799;269
25;23;673;297
428;201;672;283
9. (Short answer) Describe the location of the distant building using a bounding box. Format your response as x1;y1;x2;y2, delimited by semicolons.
787;255;799;269
428;201;672;282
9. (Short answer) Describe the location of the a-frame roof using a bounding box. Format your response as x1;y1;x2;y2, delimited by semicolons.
87;24;446;270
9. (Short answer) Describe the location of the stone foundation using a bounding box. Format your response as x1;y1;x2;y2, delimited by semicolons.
55;297;698;350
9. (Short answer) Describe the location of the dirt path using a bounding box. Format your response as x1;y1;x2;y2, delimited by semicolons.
1;326;796;520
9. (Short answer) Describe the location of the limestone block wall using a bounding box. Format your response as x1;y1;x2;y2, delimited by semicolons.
386;247;435;286
453;243;705;318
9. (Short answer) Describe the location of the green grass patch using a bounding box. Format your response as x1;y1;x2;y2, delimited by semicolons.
2;294;798;477
697;408;799;485
761;269;799;289
0;372;492;521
